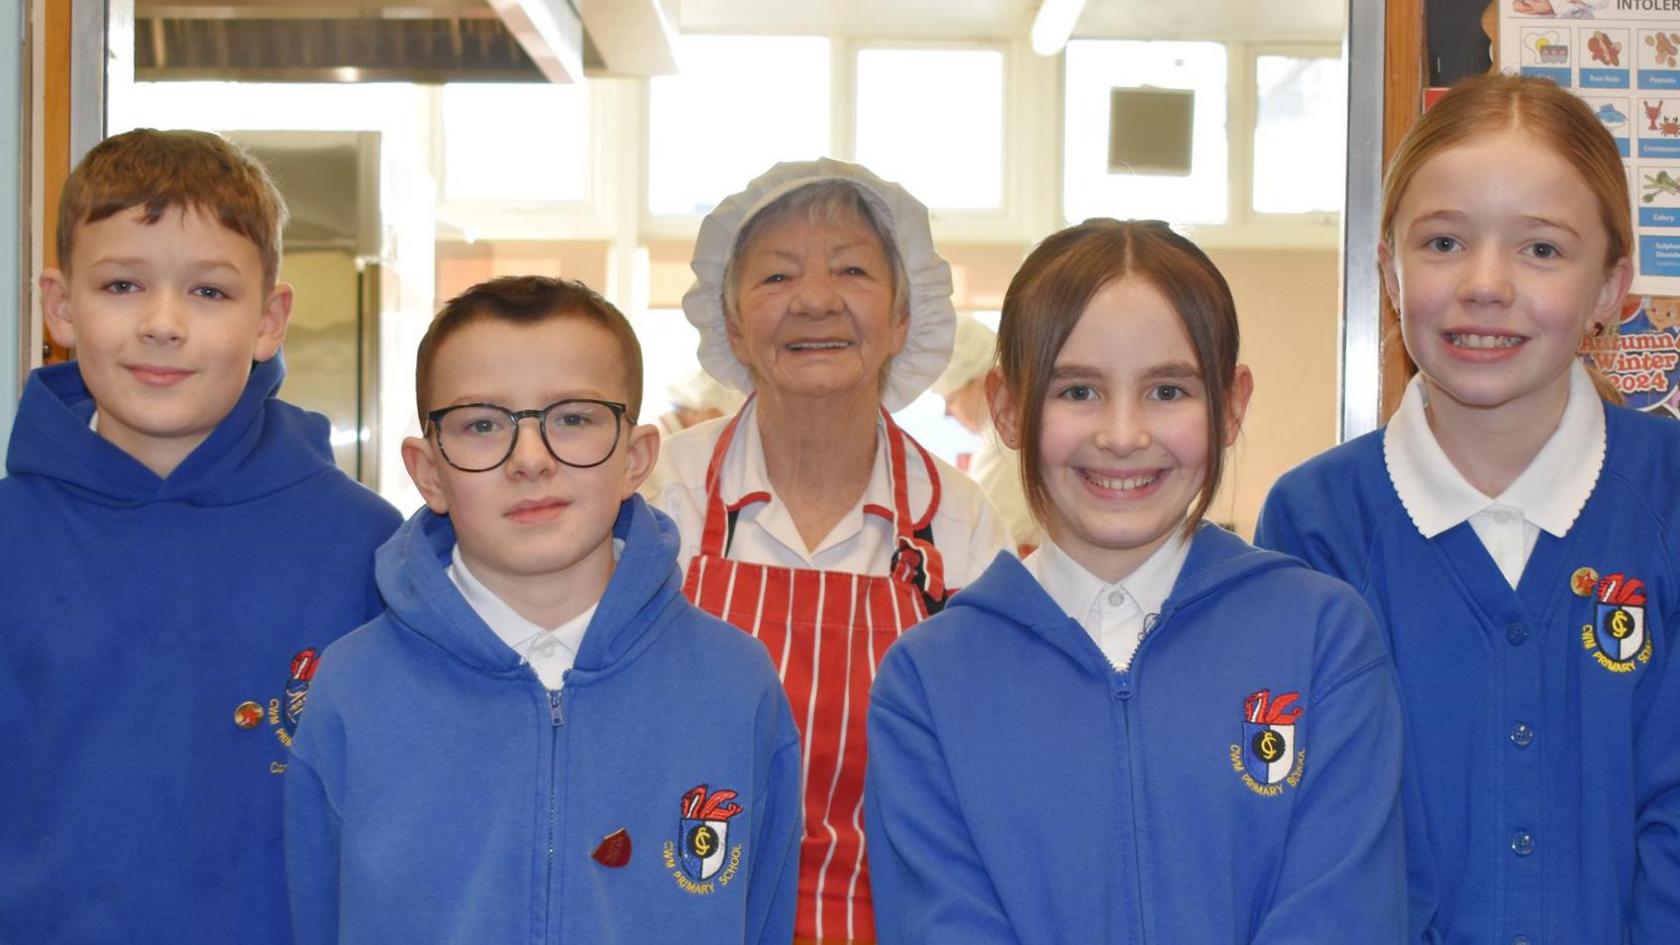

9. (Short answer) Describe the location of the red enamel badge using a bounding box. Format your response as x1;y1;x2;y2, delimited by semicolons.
593;828;632;868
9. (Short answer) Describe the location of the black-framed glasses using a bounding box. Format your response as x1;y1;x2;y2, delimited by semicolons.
427;399;628;472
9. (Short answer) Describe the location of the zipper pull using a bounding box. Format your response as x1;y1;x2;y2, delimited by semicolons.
549;688;565;726
1113;672;1132;702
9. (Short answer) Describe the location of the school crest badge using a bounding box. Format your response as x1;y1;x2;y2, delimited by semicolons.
1229;688;1306;797
662;784;744;894
1581;572;1653;673
233;646;321;775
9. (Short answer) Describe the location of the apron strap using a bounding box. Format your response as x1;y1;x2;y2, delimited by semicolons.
880;408;950;614
696;398;755;558
698;401;952;612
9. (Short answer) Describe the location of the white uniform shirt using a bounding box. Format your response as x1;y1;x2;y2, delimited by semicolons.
1022;529;1190;671
446;542;622;690
1384;360;1605;588
643;400;1012;589
970;421;1041;550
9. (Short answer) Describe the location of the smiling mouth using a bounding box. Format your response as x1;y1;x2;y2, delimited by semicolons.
1445;332;1524;350
786;341;853;351
1083;470;1160;491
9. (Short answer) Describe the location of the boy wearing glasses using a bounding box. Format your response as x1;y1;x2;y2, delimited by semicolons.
283;276;801;945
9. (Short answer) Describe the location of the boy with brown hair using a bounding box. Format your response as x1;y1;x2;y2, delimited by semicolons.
284;275;800;945
0;128;401;944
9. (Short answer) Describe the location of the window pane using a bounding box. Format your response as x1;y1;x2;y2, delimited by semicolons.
855;48;1004;210
1063;40;1228;226
1253;56;1346;214
629;309;703;419
648;36;831;216
442;83;588;202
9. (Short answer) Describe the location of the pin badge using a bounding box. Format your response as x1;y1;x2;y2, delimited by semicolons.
1571;567;1600;598
234;701;264;730
593;828;632;868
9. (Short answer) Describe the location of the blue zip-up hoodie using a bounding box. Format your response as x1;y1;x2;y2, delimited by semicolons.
0;356;401;945
1257;405;1680;945
865;524;1407;944
284;496;803;945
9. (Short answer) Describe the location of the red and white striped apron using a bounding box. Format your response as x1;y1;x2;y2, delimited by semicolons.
682;405;949;944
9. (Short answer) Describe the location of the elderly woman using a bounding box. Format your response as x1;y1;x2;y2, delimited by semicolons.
645;160;1010;944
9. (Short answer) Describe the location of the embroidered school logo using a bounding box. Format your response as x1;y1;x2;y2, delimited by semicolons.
1581;572;1653;673
1228;688;1306;797
233;647;322;775
661;784;744;894
267;647;321;749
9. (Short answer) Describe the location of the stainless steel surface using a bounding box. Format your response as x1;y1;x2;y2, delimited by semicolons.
1340;0;1384;441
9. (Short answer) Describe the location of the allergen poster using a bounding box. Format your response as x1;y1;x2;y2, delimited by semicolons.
1503;0;1680;414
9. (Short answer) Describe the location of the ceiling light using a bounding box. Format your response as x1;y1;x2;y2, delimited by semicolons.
1031;0;1089;57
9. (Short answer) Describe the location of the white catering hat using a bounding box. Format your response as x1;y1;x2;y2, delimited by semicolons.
930;314;997;398
681;158;958;412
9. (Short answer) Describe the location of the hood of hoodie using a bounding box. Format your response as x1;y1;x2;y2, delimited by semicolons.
4;354;338;507
375;493;689;684
950;522;1299;674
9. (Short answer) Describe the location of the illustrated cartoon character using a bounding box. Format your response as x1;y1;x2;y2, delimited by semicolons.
1645;296;1680;331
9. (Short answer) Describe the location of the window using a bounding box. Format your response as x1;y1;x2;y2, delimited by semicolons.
855;48;1005;210
1062;40;1228;225
629;309;704;419
442;83;589;202
1252;55;1346;215
647;36;831;216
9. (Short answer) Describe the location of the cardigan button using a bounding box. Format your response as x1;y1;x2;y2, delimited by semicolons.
1511;936;1532;945
1509;723;1535;748
1506;622;1528;645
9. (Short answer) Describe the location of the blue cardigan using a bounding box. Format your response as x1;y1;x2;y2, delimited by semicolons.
865;524;1407;944
1257;403;1680;945
0;357;400;945
284;496;802;945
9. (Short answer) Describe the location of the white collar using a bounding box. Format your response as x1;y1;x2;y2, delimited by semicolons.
726;398;894;560
1384;359;1605;539
446;542;604;664
1023;527;1190;623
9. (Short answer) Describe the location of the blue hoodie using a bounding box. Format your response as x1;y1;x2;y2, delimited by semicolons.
1257;405;1680;945
0;356;401;945
284;496;802;945
865;524;1407;944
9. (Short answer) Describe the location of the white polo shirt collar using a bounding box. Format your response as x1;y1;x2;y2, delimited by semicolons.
1384;360;1604;542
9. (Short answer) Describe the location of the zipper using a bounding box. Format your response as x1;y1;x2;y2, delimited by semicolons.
543;676;569;943
1115;605;1172;945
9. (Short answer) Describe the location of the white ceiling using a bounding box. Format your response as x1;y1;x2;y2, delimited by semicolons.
674;0;1346;44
